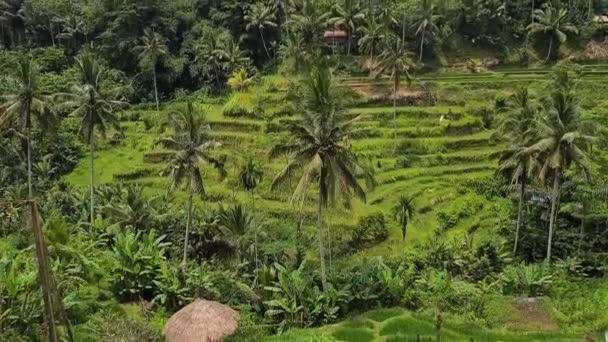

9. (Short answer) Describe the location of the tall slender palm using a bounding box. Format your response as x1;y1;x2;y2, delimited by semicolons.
329;0;365;55
0;56;64;342
157;101;225;268
391;194;416;248
244;2;277;59
527;5;578;63
270;67;374;293
238;157;263;291
357;17;386;61
58;50;128;226
0;57;50;199
376;36;414;154
412;0;440;63
497;87;538;255
133;29;169;111
523;70;596;262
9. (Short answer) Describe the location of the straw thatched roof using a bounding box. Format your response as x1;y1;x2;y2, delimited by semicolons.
163;298;240;342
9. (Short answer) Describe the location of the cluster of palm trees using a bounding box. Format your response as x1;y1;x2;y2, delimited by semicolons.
498;67;597;262
0;50;127;341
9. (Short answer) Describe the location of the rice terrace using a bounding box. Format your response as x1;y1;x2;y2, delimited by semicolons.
1;1;608;341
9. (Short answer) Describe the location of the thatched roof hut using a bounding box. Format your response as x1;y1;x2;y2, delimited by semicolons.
163;298;240;342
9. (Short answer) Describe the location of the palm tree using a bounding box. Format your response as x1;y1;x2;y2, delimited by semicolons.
269;67;374;293
391;194;416;248
288;5;331;46
376;36;414;154
244;2;277;59
0;56;67;342
0;0;26;47
157;101;226;267
527;5;578;63
329;0;365;55
412;0;440;63
195;33;225;86
357;17;386;61
57;50;128;226
133;29;169;111
278;30;309;72
497;87;538;254
239;158;264;210
218;38;251;76
0;57;50;199
523;69;596;262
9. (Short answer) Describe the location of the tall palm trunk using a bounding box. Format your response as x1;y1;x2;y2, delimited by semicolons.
347;29;352;56
546;173;560;262
26;104;33;198
317;191;328;294
259;29;271;59
153;64;159;111
392;75;398;154
578;216;585;252
183;179;194;268
545;35;553;64
419;30;425;63
532;0;535;23
513;177;526;254
251;189;259;293
28;203;59;342
89;127;95;226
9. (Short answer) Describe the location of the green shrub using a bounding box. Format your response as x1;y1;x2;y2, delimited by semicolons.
351;212;389;246
222;92;260;118
501;263;553;297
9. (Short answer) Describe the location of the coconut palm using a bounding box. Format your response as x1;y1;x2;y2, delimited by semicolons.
329;0;365;55
376;36;414;154
269;67;374;293
357;17;386;61
133;29;169;111
391;194;416;247
278;30;309;72
288;5;331;46
0;56;51;199
194;33;225;86
523;70;596;262
57;50;127;226
412;0;440;63
497;87;538;255
239;158;264;210
244;2;277;59
157;101;226;267
527;5;578;63
218;38;251;76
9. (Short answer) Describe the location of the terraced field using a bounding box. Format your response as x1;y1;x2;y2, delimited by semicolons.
64;80;509;258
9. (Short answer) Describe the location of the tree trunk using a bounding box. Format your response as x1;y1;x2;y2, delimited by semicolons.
545;35;553;64
317;191;328;294
252;189;259;293
392;76;398;154
402;10;406;43
513;177;526;254
578;216;585;252
419;30;425;63
28;202;59;342
49;21;55;47
347;29;352;56
89;129;95;226
26;104;33;199
153;65;159;111
546;173;560;262
259;29;271;59
532;0;535;24
183;182;194;269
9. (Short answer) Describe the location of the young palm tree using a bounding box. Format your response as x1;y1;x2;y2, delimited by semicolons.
412;0;440;63
497;87;538;254
58;50;128;226
329;0;365;55
376;36;414;154
244;2;277;59
269;67;374;293
0;56;50;199
239;158;264;210
523;70;596;262
391;194;416;248
357;17;386;61
157;101;226;267
133;29;169;111
527;5;578;63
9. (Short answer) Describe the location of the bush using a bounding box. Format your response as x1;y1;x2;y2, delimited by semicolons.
351;212;389;246
501;263;553;297
222;92;260;118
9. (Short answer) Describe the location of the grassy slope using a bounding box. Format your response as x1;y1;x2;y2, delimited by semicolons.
265;308;585;342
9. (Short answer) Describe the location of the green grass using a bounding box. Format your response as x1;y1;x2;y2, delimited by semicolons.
265;308;587;342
